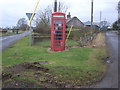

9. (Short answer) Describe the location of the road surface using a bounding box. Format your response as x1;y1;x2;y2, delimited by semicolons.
91;31;119;88
0;30;32;51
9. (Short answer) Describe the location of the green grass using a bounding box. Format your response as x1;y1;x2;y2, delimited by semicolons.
2;36;107;86
0;33;17;36
2;37;79;67
0;31;25;36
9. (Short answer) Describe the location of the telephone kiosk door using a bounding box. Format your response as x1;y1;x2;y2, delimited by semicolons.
51;12;66;51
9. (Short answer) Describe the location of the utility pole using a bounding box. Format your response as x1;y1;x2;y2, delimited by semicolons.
58;1;60;12
54;0;57;12
118;1;120;20
118;1;120;27
91;0;93;28
99;11;102;28
100;11;102;23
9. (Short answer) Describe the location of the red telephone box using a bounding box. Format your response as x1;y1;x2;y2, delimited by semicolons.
51;12;66;51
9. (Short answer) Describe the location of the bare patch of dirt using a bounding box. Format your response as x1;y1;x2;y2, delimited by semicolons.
3;62;76;88
2;62;105;88
47;48;69;53
47;45;80;53
66;45;80;48
90;33;106;48
4;61;49;75
3;79;39;88
2;61;51;88
2;73;12;81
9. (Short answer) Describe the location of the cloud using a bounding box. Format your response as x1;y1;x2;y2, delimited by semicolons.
65;0;118;24
0;0;119;27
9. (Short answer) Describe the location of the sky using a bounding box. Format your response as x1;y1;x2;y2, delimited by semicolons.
0;0;119;28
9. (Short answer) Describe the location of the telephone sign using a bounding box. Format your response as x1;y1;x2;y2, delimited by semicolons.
51;12;66;51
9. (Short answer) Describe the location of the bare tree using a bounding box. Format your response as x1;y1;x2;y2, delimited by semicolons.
58;1;69;13
36;6;52;26
17;18;27;30
35;6;52;34
35;2;69;34
100;21;110;27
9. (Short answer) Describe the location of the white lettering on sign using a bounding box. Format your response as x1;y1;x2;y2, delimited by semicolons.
53;15;64;17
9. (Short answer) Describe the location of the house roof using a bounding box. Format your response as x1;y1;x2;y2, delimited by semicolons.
66;16;84;25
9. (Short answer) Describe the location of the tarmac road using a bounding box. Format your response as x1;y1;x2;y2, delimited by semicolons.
0;30;32;51
91;31;119;88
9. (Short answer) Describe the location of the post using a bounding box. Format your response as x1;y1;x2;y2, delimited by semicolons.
91;0;93;28
100;11;102;23
118;1;120;26
66;25;73;42
99;11;102;29
29;27;32;46
54;0;57;12
118;1;120;20
58;1;60;12
26;0;40;46
29;26;34;46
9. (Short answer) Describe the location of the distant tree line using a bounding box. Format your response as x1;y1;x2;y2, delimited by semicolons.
16;18;28;30
112;19;120;30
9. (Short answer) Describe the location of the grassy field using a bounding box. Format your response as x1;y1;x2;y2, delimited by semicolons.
2;33;107;88
0;30;25;36
0;33;16;36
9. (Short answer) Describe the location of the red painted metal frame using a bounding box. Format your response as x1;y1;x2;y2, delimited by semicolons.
51;12;66;51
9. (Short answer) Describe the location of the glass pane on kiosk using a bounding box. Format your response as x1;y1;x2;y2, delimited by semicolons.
55;31;62;33
54;20;63;23
54;24;63;27
54;34;62;40
55;38;62;40
55;34;62;37
54;27;63;30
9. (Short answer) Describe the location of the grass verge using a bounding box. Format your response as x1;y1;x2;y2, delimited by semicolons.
0;31;25;36
2;33;107;87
